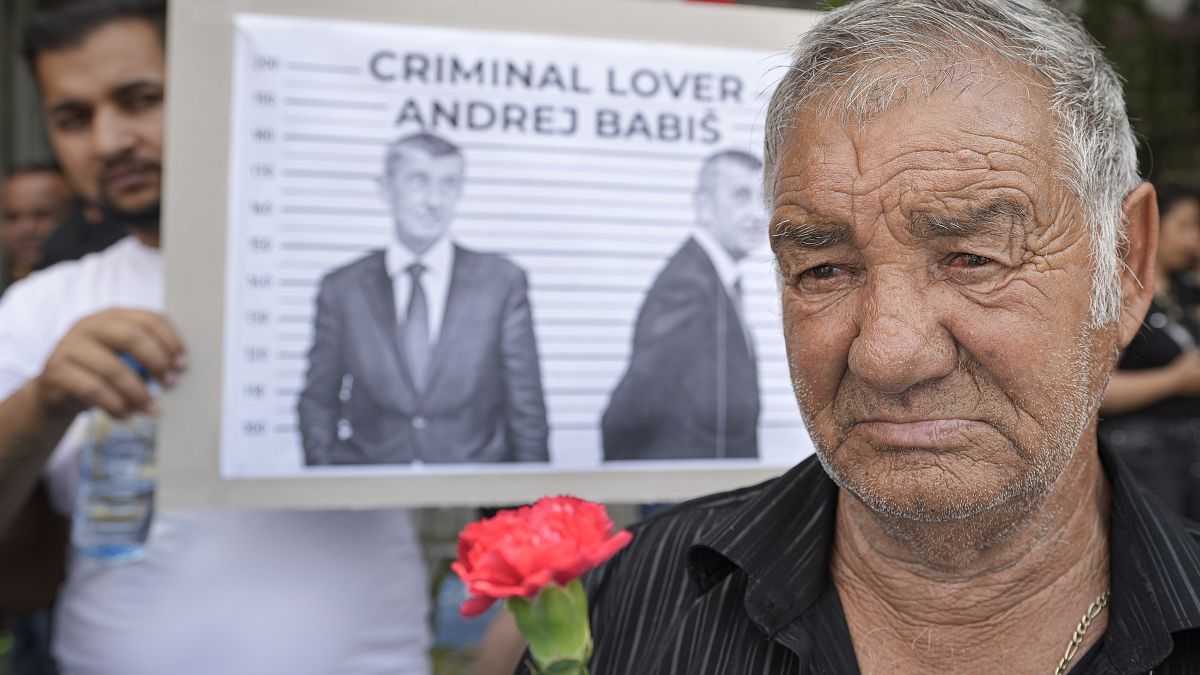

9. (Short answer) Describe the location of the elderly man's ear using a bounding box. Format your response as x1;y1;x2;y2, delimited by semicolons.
1116;182;1159;348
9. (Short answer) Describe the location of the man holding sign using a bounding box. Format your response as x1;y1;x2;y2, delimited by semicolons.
298;132;550;466
0;2;432;673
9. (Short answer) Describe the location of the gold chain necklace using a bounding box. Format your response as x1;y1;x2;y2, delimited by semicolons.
1053;591;1110;675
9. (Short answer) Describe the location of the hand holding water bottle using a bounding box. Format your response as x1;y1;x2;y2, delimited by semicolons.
31;308;186;419
27;308;186;563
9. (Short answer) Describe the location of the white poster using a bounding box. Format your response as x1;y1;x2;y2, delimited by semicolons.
213;12;813;484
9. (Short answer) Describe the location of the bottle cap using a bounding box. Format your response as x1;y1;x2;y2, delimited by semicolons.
118;353;150;382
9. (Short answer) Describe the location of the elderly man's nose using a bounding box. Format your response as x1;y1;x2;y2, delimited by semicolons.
848;284;956;394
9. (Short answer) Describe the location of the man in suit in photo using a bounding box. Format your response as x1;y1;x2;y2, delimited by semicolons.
602;150;764;460
298;132;550;465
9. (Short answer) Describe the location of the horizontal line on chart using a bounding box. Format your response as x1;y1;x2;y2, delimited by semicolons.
282;169;375;179
277;190;686;211
278;206;687;226
283;78;390;92
462;141;709;162
284;115;382;127
284;98;387;111
273;242;670;260
285;62;361;75
280;188;379;198
285;132;389;145
280;224;384;235
281;206;387;216
281;133;715;162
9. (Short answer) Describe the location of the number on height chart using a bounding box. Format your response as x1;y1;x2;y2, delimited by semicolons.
251;164;274;179
243;383;267;399
250;202;272;216
245;310;269;324
246;274;272;289
248;236;271;252
252;55;279;71
242;420;267;435
244;346;268;362
254;91;276;106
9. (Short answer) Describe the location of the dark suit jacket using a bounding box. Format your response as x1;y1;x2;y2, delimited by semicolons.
298;245;550;465
602;237;760;460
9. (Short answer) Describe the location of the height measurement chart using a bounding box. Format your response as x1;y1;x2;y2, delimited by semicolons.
221;13;814;478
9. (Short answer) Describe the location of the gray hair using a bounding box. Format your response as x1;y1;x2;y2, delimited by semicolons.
383;132;462;176
697;149;763;195
764;0;1140;325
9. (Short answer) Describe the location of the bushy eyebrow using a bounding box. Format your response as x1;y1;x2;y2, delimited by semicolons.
771;197;1031;252
770;217;854;250
909;197;1031;239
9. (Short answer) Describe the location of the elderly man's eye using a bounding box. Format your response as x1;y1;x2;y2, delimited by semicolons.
950;253;994;268
804;264;841;279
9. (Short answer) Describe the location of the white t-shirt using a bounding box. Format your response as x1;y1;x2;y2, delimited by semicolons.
0;237;431;675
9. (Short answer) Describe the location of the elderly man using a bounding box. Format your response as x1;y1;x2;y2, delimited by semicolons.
526;0;1200;673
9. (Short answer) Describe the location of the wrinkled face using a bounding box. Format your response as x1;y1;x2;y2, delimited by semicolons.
771;74;1116;522
383;149;464;253
1158;198;1200;273
1;172;71;270
698;160;767;261
35;19;164;218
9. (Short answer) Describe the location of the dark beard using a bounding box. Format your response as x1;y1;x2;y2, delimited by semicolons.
99;201;160;233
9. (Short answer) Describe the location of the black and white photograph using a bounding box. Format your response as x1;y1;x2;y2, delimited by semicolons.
602;149;764;461
296;132;550;466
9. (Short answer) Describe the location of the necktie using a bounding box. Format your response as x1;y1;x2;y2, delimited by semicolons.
404;262;430;391
732;278;755;358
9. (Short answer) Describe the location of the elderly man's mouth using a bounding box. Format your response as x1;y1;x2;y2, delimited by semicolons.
853;419;992;448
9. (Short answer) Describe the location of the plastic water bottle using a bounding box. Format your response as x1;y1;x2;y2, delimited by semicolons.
70;355;157;563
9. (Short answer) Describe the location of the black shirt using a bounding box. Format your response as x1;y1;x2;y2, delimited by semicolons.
538;446;1200;674
35;201;126;271
1112;284;1200;419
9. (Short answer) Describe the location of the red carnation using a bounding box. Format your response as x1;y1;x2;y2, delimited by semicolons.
452;496;632;617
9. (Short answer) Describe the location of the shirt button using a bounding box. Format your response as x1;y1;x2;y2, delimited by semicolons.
412;416;428;430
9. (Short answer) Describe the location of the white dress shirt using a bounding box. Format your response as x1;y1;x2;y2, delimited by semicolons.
691;228;742;299
691;228;754;352
385;236;455;346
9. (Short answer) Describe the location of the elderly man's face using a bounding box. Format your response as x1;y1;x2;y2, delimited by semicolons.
771;74;1116;522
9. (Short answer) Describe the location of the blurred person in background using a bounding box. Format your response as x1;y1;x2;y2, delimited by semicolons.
1;165;71;293
1100;183;1200;520
0;2;431;674
36;197;124;270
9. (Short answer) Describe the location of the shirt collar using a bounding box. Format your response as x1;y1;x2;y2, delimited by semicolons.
688;454;837;638
385;236;453;279
687;444;1200;651
689;229;741;294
